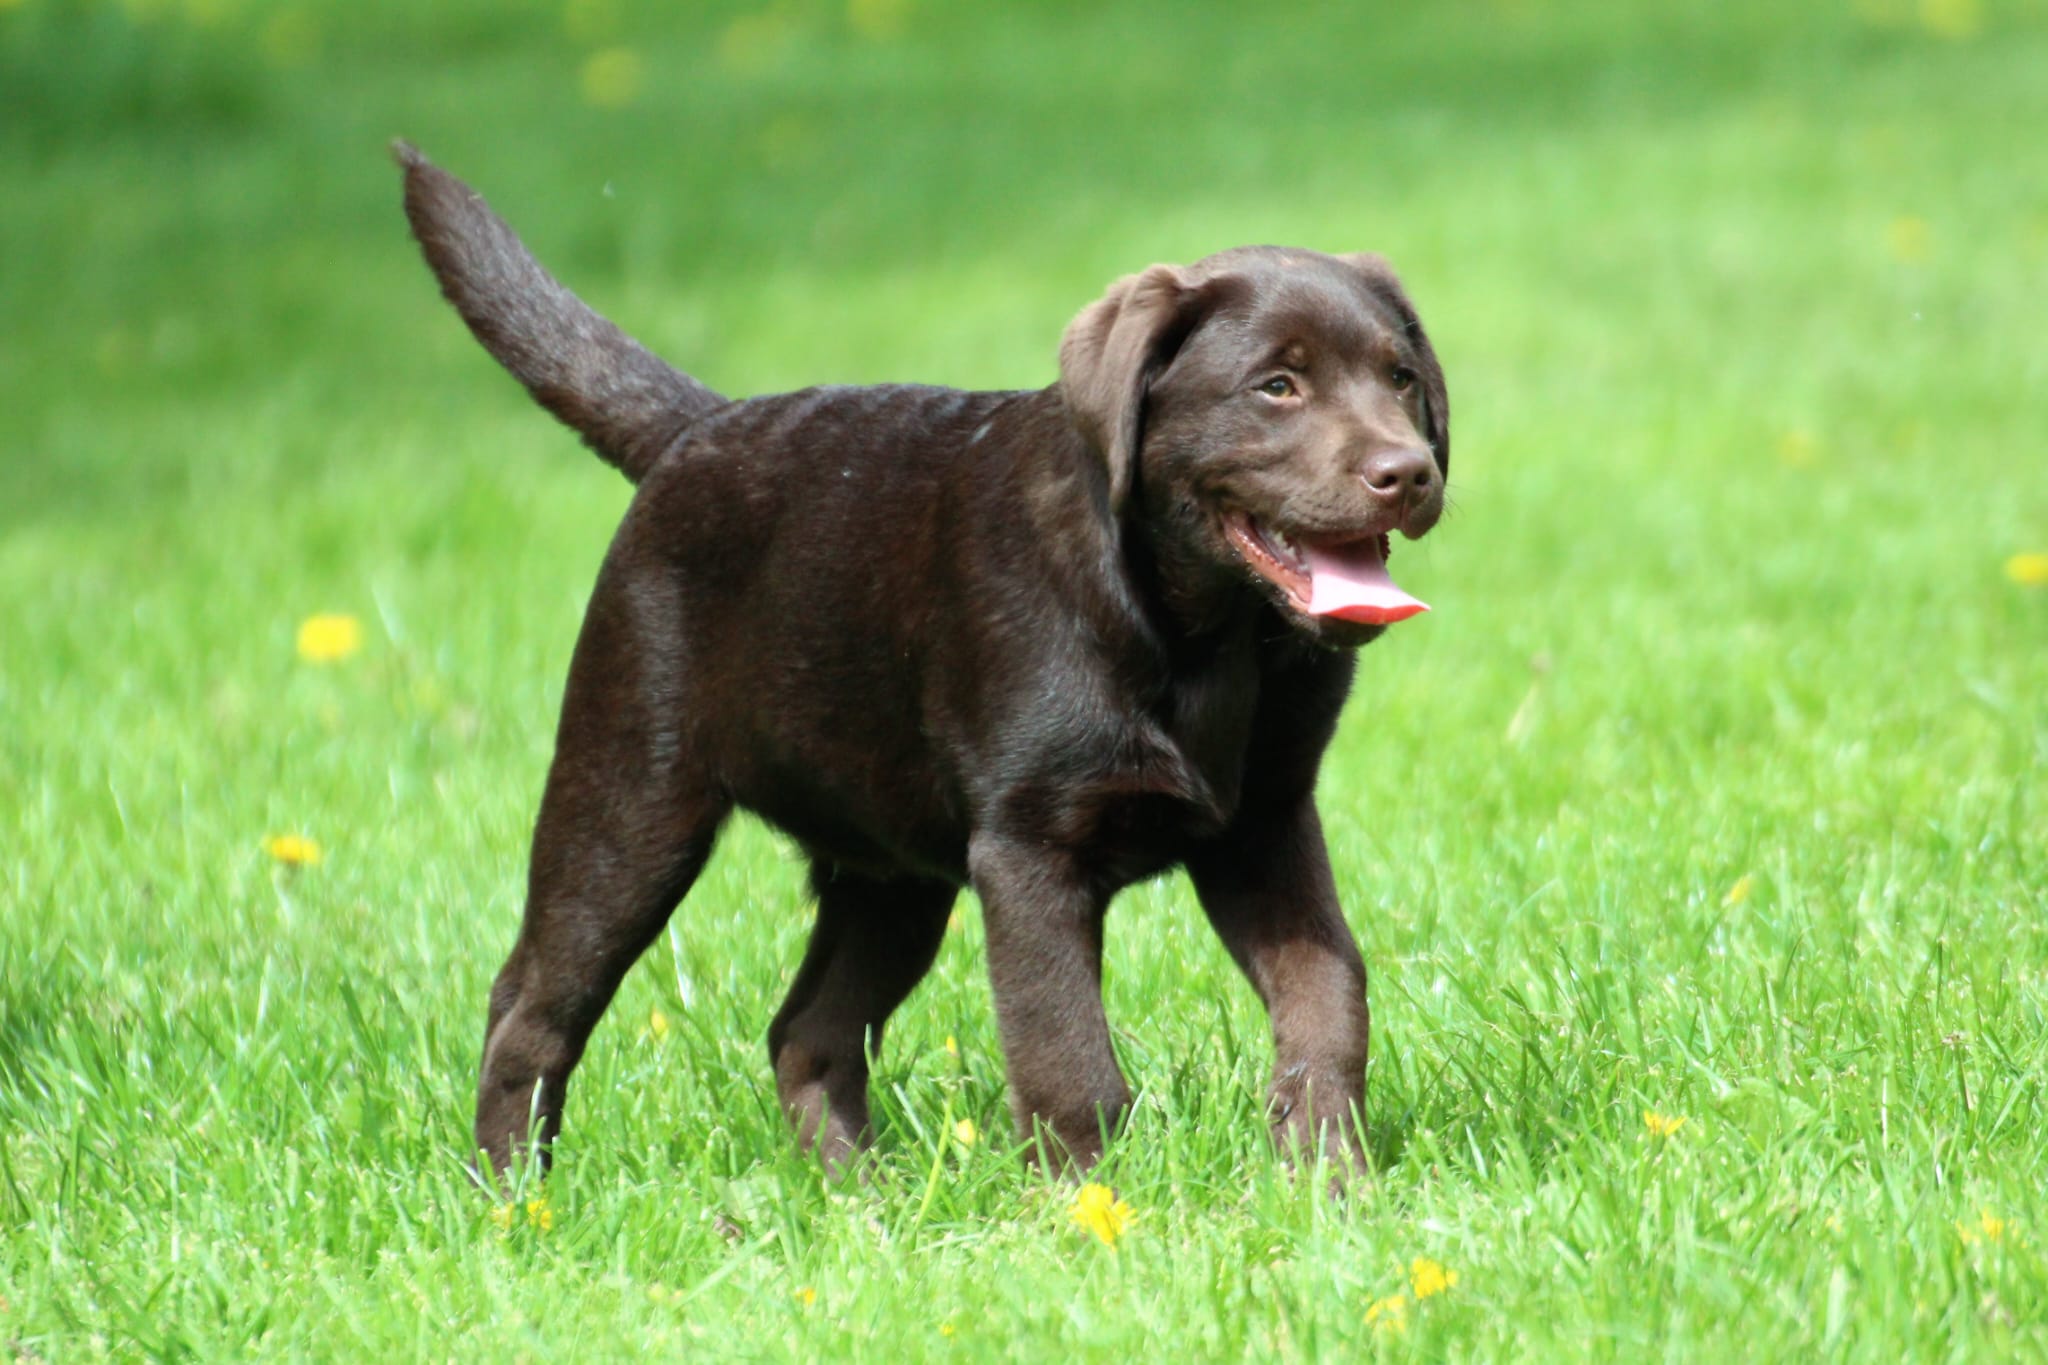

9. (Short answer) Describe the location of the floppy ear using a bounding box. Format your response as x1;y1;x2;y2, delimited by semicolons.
1058;264;1199;513
1344;253;1450;477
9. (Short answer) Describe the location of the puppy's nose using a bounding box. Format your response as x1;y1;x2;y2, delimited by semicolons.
1361;448;1437;508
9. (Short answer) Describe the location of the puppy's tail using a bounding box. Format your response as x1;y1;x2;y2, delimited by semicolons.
393;141;723;484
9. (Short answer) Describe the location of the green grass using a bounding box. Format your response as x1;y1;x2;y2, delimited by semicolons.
4;0;2047;1357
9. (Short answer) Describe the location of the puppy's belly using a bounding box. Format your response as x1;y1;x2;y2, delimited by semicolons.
732;759;971;884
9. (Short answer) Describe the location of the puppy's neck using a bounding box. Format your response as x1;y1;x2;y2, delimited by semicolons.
1119;491;1271;653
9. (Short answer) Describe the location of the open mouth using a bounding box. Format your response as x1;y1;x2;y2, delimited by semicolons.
1223;512;1429;625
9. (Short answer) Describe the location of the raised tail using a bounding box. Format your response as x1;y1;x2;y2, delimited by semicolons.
393;141;723;483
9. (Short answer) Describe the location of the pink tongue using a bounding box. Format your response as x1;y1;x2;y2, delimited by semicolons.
1302;539;1429;624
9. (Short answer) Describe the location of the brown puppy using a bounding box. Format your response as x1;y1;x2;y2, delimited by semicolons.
395;143;1449;1181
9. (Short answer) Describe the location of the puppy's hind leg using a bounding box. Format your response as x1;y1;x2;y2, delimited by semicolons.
768;863;955;1175
474;567;731;1183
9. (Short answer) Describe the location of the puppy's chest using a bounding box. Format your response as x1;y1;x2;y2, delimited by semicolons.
1045;654;1262;879
1158;652;1261;814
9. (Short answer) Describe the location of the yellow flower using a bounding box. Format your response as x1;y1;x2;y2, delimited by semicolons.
485;1197;553;1233
1776;429;1820;468
943;1035;959;1057
939;1322;957;1338
647;1007;670;1041
1070;1182;1133;1248
1365;1293;1408;1334
296;612;362;663
260;9;321;69
1885;216;1932;265
794;1285;817;1307
181;0;230;27
847;0;909;40
1644;1110;1688;1139
263;834;323;867
952;1118;977;1149
2005;552;2048;587
1409;1257;1459;1300
1957;1210;2010;1244
1919;0;1982;40
1724;874;1753;906
579;46;643;109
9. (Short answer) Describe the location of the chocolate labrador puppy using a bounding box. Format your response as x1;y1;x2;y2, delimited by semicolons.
395;143;1448;1181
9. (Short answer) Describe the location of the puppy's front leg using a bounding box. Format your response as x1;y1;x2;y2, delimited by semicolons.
969;834;1130;1172
1186;797;1369;1175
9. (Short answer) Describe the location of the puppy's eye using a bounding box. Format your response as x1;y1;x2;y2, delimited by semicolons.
1389;366;1418;393
1256;376;1298;399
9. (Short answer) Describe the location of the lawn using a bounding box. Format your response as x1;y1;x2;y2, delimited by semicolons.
3;0;2046;1358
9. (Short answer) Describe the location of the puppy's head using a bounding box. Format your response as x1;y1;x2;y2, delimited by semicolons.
1060;248;1447;646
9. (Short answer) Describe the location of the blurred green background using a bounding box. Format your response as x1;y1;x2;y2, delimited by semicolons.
3;0;2047;1358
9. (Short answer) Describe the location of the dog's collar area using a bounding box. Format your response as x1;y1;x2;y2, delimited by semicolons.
1223;511;1429;626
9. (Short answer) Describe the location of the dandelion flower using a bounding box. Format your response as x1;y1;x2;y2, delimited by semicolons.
939;1322;957;1338
1776;429;1820;468
952;1118;977;1149
848;0;910;40
794;1285;817;1307
1409;1257;1458;1300
1070;1182;1133;1248
260;9;321;68
1919;0;1982;40
1365;1293;1408;1334
1644;1110;1688;1139
580;47;643;109
296;613;362;663
2005;552;2048;587
263;834;323;867
1724;874;1753;906
484;1197;551;1233
1957;1210;2010;1244
648;1007;670;1041
943;1035;959;1057
1885;216;1932;265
